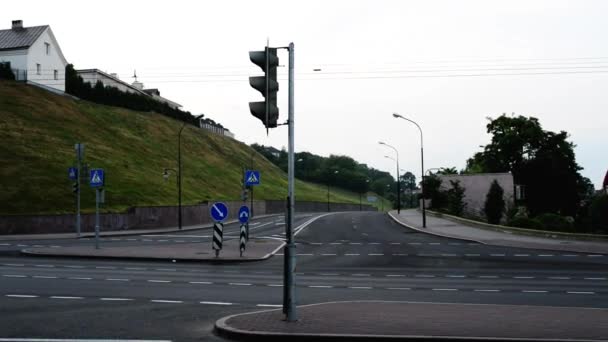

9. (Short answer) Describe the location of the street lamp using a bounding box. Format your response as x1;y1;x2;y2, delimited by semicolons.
177;114;205;230
379;141;401;214
327;170;339;212
393;113;426;228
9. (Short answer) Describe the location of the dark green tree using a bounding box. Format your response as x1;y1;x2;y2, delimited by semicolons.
0;62;15;80
446;180;466;216
484;180;505;224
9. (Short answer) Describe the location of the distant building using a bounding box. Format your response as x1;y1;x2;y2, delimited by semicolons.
437;172;515;222
603;169;608;194
75;69;182;110
199;120;234;139
0;20;68;92
265;146;281;158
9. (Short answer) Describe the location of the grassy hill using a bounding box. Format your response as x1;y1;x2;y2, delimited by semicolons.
0;80;390;215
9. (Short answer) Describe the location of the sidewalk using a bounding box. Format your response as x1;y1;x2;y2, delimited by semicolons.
0;213;281;241
215;301;608;341
389;209;608;254
22;237;284;262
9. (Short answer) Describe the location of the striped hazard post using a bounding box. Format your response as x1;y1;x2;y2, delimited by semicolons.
212;222;223;257
239;224;247;257
210;202;228;258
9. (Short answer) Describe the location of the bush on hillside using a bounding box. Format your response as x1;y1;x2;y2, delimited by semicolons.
484;180;505;224
508;217;543;229
0;62;15;80
535;213;574;232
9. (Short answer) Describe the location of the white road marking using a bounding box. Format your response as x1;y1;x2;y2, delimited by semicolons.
309;285;333;288
0;243;10;246
257;304;282;307
33;275;58;279
156;268;176;271
100;298;133;301
432;288;458;291
390;243;401;245
474;289;500;292
568;291;595;295
35;264;54;268
50;296;83;299
16;244;28;247
562;254;578;257
392;253;408;256
189;281;212;285
3;264;24;267
429;243;440;245
349;242;362;245
229;283;252;286
369;242;381;245
416;275;435;278
349;286;372;289
584;277;606;280
352;274;371;276
151;299;182;303
408;242;421;245
479;276;498;279
297;253;313;256
267;284;283;287
148;280;171;283
321;253;337;256
345;253;360;256
125;267;146;270
69;277;92;280
49;246;61;248
96;266;116;269
387;287;411;290
6;294;38;298
446;275;466;278
513;276;534;279
200;301;233;305
441;254;457;257
106;278;129;282
548;277;570;280
319;273;339;276
522;290;548;293
538;254;554;257
514;254;530;257
386;274;405;277
310;242;323;245
490;254;505;257
33;245;44;248
368;253;384;256
587;255;604;257
64;265;85;269
3;274;26;278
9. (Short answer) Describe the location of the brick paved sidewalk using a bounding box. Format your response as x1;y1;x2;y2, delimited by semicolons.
390;209;608;254
22;238;283;262
215;301;608;341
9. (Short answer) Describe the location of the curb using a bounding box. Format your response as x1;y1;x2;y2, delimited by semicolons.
425;210;608;242
386;211;485;245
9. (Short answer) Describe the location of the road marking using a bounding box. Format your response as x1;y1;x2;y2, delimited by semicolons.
158;240;169;242
368;253;384;256
33;275;58;279
514;254;530;257
33;245;44;248
330;242;342;245
69;277;93;280
229;283;252;286
6;294;38;298
441;254;457;257
465;254;480;257
319;273;339;276
415;275;435;278
390;242;401;245
16;244;28;247
567;291;595;295
35;264;55;268
126;238;137;241
309;285;333;288
125;267;146;270
297;253;313;256
100;298;133;301
392;253;408;256
156;268;176;271
408;242;421;245
584;277;606;280
50;296;83;299
151;299;182;303
446;275;466;278
3;264;24;267
349;286;372;289
267;284;283;287
3;274;26;278
49;245;61;248
387;287;411;290
474;289;500;292
64;265;85;269
345;253;360;256
200;301;233;305
562;254;578;257
275;253;284;256
310;242;323;245
0;243;10;246
257;304;282;307
106;278;129;282
478;276;498;279
189;281;213;285
321;253;337;256
349;242;362;245
490;254;505;257
369;242;381;245
429;243;440;245
433;288;458;291
352;273;371;276
513;276;534;279
148;280;171;283
96;266;116;269
587;255;604;257
386;274;405;277
522;290;548;293
448;243;461;246
548;277;570;280
538;254;553;257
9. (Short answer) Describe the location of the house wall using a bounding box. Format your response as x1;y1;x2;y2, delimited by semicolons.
0;49;28;73
438;173;514;221
26;28;66;92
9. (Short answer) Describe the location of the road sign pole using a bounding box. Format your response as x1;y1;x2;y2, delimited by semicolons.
284;42;297;322
75;143;83;238
94;188;100;249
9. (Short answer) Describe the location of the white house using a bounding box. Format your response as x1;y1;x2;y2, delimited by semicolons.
0;20;68;92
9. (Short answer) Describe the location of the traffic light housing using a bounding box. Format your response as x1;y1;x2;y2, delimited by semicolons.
72;182;79;194
249;47;279;129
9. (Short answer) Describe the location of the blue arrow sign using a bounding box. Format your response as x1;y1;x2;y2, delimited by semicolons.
238;206;250;224
245;170;261;186
89;169;105;188
210;202;228;222
68;167;78;180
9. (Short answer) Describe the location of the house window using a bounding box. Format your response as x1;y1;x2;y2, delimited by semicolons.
54;70;58;80
45;43;50;55
36;64;41;75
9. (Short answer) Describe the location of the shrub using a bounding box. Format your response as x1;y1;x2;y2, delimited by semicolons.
484;180;505;224
0;62;15;80
508;217;543;229
446;180;466;216
535;213;574;232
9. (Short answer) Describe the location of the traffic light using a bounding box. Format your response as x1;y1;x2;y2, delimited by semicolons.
249;47;279;129
72;182;79;194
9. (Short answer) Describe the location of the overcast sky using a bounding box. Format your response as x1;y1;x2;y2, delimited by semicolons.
4;0;607;188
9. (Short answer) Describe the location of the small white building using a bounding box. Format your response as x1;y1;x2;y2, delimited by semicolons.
0;20;68;92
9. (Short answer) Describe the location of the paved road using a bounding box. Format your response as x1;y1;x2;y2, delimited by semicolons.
0;211;606;341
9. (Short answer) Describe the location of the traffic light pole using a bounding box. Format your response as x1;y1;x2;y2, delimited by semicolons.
284;42;297;322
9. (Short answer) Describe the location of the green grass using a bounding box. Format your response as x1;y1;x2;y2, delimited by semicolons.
0;80;388;214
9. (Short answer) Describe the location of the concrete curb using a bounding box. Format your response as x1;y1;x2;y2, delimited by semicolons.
387;211;485;245
426;210;608;242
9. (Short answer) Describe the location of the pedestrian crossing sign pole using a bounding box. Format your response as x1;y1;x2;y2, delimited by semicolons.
210;202;228;257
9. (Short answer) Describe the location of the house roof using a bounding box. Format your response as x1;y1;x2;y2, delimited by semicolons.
0;25;48;51
603;169;608;189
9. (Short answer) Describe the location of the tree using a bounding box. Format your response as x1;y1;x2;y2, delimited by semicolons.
465;114;586;217
0;62;15;80
446;180;466;216
423;175;447;210
589;194;608;233
437;167;458;175
484;180;505;224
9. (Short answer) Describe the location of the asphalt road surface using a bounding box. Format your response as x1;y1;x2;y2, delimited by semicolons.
0;211;606;341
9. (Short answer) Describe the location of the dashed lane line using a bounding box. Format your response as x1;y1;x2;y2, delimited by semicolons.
148;280;171;283
100;297;133;301
151;299;182;304
228;283;252;286
106;278;129;282
50;296;83;299
6;294;38;298
200;301;233;305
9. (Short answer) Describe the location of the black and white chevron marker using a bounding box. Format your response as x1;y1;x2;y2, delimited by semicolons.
212;222;223;257
239;224;247;256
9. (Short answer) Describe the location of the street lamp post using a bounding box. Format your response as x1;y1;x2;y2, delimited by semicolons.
379;141;401;214
178;114;204;230
393;113;426;228
327;170;339;212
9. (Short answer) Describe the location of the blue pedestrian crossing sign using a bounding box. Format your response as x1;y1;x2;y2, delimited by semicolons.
238;206;250;224
210;202;228;222
68;167;78;180
89;169;105;188
245;170;261;186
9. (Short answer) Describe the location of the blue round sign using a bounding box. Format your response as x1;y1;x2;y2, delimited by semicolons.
238;206;250;224
210;202;228;222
